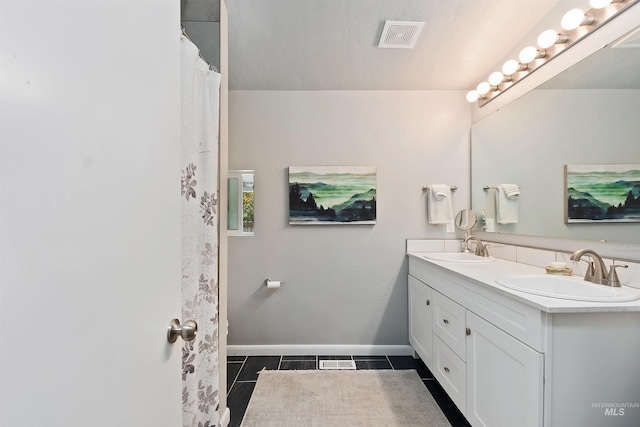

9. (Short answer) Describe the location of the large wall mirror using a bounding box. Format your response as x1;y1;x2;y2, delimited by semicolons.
471;21;640;245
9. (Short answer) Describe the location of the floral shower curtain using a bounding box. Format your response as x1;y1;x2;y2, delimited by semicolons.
180;33;221;427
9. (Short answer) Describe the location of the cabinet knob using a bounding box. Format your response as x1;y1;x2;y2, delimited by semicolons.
444;366;450;373
466;327;471;336
426;299;430;306
442;318;449;324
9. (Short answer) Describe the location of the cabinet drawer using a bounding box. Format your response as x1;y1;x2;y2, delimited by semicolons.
433;290;467;360
433;334;467;413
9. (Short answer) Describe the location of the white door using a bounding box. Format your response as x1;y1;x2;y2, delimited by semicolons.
0;1;183;426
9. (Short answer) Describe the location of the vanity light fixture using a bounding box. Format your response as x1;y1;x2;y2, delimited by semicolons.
537;29;569;48
466;0;636;105
476;81;493;95
561;9;595;30
502;59;526;76
488;71;507;86
519;46;546;63
466;90;480;102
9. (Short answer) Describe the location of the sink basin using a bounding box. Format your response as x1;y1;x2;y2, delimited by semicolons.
421;252;496;263
496;274;640;302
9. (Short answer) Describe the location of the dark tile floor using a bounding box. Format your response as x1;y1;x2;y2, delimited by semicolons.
227;355;471;427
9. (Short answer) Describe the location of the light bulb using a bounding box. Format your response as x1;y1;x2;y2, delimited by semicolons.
538;29;559;48
502;59;520;76
488;71;504;86
519;46;539;63
466;90;479;103
590;0;612;9
477;82;491;95
562;9;586;30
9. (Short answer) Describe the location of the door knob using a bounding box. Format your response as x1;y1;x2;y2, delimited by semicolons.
167;319;198;343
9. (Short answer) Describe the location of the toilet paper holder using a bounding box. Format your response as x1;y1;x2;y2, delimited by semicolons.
265;279;285;287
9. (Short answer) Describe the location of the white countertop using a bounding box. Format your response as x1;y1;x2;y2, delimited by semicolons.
407;252;640;313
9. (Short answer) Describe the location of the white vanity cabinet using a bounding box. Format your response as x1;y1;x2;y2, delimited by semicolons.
408;254;640;427
408;257;544;427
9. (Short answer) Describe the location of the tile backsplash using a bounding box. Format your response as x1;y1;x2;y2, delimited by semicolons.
515;247;556;268
406;240;446;253
486;243;516;261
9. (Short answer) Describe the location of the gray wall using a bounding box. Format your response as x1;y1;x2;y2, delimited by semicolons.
181;0;220;69
228;90;470;346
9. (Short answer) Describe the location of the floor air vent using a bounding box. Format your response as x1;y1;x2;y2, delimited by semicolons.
319;360;357;370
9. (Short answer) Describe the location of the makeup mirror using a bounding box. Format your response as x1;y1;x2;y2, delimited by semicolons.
455;209;477;231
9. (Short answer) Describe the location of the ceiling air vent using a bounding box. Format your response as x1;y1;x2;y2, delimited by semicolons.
612;25;640;49
378;20;425;49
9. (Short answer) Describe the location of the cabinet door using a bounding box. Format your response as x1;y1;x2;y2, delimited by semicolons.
408;275;433;367
466;312;543;427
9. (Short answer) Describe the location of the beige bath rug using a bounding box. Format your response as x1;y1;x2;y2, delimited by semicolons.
241;369;451;427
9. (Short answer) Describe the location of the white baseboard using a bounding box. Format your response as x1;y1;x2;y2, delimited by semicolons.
218;407;230;427
227;344;412;356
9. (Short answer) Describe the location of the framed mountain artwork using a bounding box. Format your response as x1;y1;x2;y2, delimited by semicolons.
288;166;377;225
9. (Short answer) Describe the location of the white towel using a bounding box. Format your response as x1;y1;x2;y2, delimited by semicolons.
496;184;519;224
502;184;520;199
428;185;453;224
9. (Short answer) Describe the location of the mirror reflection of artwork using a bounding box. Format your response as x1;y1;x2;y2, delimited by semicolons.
565;164;640;223
289;166;376;225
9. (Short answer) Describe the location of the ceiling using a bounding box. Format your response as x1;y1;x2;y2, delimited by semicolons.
224;0;564;90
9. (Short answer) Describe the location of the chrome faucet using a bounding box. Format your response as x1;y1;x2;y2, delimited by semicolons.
570;249;610;286
462;235;489;257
